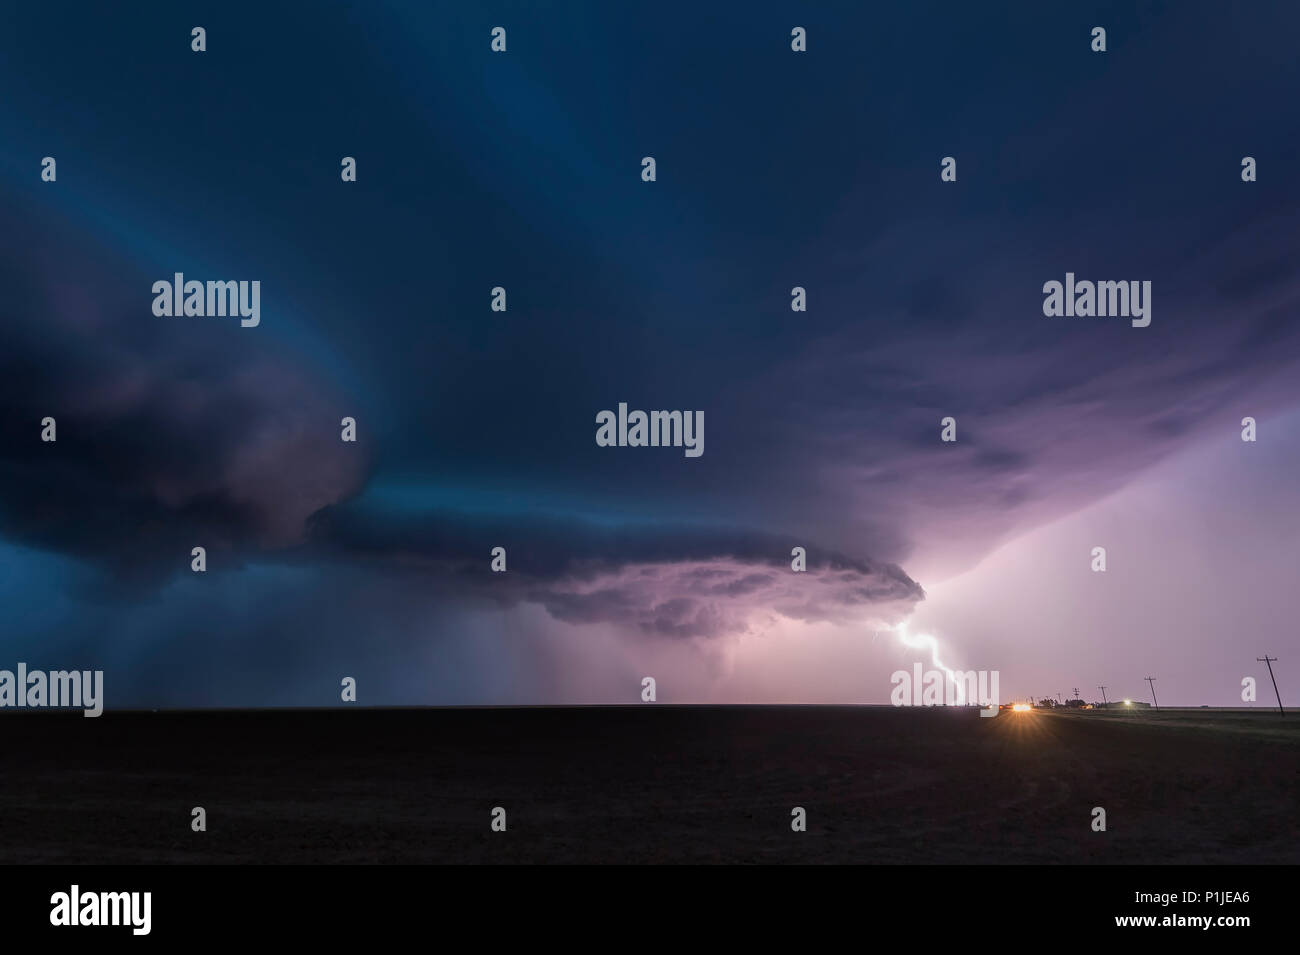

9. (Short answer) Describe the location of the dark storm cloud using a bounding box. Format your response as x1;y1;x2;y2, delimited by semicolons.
0;223;366;590
302;501;926;637
342;0;1300;579
710;197;1300;573
0;208;925;636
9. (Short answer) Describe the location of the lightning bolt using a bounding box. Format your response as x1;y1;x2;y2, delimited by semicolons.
881;619;968;705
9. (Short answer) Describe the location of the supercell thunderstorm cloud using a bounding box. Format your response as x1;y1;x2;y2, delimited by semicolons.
1;0;1299;709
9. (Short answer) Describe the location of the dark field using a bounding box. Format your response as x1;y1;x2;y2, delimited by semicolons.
1;706;1296;864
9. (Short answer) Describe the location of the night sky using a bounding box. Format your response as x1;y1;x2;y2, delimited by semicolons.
2;1;1298;707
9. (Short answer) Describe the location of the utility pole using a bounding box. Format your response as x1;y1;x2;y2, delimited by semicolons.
1098;685;1108;705
1257;656;1284;715
1144;676;1158;711
1073;687;1080;700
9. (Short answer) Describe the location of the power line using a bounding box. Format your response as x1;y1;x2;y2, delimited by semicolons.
1257;656;1284;715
